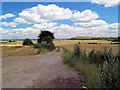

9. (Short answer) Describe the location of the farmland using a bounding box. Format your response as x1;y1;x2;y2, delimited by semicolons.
1;39;119;56
1;38;119;88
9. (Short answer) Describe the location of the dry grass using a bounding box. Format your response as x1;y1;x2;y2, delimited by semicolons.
1;40;37;46
53;40;118;54
2;46;38;58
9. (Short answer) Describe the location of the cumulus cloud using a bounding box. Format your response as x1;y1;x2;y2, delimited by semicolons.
108;23;118;29
71;10;99;22
13;17;29;24
0;27;8;33
1;22;18;27
1;4;118;38
74;20;107;28
92;0;119;7
32;22;57;30
18;4;72;24
0;13;15;20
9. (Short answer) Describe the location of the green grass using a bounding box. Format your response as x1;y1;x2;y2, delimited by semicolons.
62;49;99;88
75;62;99;88
62;50;76;67
55;46;60;52
62;46;119;88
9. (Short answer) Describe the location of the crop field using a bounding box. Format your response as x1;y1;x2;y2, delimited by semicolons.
1;39;119;57
53;40;119;54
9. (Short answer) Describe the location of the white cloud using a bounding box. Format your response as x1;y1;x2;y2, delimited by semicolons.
74;20;107;28
0;27;8;33
1;4;118;38
32;22;57;30
1;22;18;27
108;23;118;29
71;10;99;22
92;0;119;7
0;13;15;20
13;17;29;24
18;4;72;24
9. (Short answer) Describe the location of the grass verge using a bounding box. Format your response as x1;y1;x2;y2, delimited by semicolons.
62;49;100;88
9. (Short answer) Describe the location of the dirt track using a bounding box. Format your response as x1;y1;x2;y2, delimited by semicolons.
2;48;85;88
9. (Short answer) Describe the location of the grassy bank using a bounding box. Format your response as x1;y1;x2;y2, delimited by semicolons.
62;44;119;88
62;50;99;88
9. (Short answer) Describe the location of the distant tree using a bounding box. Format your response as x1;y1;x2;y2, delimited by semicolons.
37;30;55;43
118;37;120;42
23;38;33;45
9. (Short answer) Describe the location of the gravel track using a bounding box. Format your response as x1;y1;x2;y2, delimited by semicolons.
2;48;85;88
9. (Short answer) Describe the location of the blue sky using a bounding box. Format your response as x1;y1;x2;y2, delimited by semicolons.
1;1;118;39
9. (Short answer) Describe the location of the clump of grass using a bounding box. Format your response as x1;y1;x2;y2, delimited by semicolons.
62;50;76;67
73;43;80;57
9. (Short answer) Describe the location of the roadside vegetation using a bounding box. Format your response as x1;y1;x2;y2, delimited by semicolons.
62;43;120;88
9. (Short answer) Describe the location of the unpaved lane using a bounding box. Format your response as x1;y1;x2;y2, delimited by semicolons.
2;49;84;88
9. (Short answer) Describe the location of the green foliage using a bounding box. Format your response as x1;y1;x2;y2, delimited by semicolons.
41;36;52;44
23;38;33;46
73;43;80;58
33;44;41;49
37;30;55;43
62;43;120;88
36;30;55;53
8;40;15;43
97;56;119;88
69;36;117;40
9;40;13;42
37;41;55;54
62;50;76;67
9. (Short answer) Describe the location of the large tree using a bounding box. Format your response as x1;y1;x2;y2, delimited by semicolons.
37;30;55;43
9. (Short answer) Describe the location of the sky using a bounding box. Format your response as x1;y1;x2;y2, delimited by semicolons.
0;0;119;39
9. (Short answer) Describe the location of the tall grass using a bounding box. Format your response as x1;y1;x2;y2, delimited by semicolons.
62;43;120;88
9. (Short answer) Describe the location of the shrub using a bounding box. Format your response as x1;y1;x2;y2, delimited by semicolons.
97;56;119;88
73;43;80;58
33;44;41;49
9;40;13;42
37;41;55;54
23;38;33;45
48;42;55;51
41;36;52;44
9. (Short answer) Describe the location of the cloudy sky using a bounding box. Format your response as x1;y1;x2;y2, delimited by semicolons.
0;0;119;39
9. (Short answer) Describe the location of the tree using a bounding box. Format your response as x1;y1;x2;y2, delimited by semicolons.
37;30;55;43
23;38;33;45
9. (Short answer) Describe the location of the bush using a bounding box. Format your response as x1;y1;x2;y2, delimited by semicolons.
37;41;55;54
41;36;52;44
73;43;80;58
23;38;33;46
33;44;41;49
9;40;13;42
97;56;119;88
